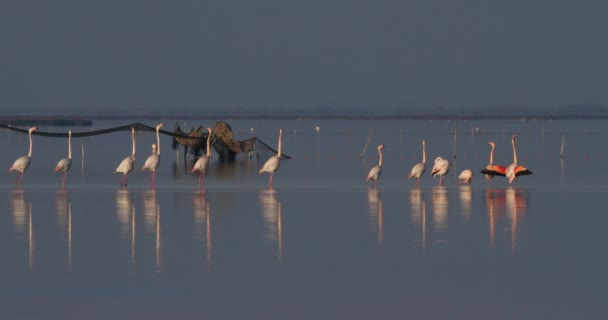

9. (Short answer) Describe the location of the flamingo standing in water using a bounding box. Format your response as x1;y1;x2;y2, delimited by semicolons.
142;123;165;188
366;144;385;187
430;156;450;186
115;128;137;187
259;128;283;188
458;169;473;184
9;127;37;188
506;135;533;185
480;141;506;181
54;129;73;189
192;128;213;189
408;140;426;187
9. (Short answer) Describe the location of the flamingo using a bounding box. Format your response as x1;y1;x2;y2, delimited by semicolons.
430;156;450;186
192;128;213;189
9;127;37;188
54;129;73;188
506;135;533;185
366;144;385;187
458;169;473;184
259;128;283;188
141;123;165;188
408;140;426;187
115;128;137;187
480;141;506;180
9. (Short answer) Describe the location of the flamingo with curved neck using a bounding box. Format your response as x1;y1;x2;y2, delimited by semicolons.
55;129;73;189
9;127;37;188
192;128;213;189
115;127;137;187
409;140;426;187
366;144;385;187
259;128;283;188
481;141;506;181
142;123;165;188
506;135;533;185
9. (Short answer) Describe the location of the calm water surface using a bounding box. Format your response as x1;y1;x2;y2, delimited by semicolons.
0;119;606;319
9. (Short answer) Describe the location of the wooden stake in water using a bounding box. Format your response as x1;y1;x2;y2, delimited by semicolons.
359;128;374;159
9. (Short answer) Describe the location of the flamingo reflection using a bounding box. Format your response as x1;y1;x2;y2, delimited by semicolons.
143;190;161;276
9;191;35;270
506;188;528;253
260;189;283;264
485;188;527;252
55;192;73;270
367;188;383;245
116;189;136;269
459;185;472;219
409;189;426;251
432;187;448;233
193;191;212;271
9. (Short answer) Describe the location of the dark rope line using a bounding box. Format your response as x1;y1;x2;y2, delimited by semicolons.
0;122;292;159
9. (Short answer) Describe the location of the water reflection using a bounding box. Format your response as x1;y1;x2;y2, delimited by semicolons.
116;189;136;269
55;192;73;270
10;190;27;236
142;190;161;276
459;185;472;219
409;189;426;251
193;191;212;271
260;188;283;264
432;187;448;232
367;188;383;245
485;188;528;253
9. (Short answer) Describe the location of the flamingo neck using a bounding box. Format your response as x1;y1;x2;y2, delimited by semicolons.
131;129;136;158
277;130;283;158
28;130;33;158
378;148;383;167
206;130;211;157
68;131;72;160
422;141;426;164
489;144;494;165
512;138;518;164
155;127;161;155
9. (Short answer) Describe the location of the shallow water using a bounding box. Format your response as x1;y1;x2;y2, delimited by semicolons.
0;119;606;319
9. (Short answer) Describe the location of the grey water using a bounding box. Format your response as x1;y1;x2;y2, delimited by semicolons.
0;118;606;319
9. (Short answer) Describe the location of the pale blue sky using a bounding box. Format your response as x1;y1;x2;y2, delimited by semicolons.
1;0;607;112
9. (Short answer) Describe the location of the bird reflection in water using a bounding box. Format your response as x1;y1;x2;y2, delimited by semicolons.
143;190;161;276
409;189;426;251
193;191;212;271
459;185;472;219
367;187;383;245
9;191;34;270
116;189;136;270
485;188;527;252
260;188;283;264
55;192;73;270
432;187;448;233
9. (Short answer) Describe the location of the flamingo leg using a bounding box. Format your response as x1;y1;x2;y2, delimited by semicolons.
415;178;420;188
20;172;25;188
439;175;444;186
269;172;274;188
201;171;205;189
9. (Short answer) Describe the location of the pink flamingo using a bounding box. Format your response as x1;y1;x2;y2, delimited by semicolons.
9;127;37;188
430;156;450;186
192;128;213;189
259;128;283;188
115;128;136;187
408;140;426;187
366;144;385;187
141;123;165;188
480;141;506;180
506;135;533;185
54;129;73;189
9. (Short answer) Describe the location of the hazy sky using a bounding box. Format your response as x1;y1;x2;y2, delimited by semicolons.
1;0;607;112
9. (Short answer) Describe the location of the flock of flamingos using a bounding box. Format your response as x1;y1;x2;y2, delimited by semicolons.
6;123;532;189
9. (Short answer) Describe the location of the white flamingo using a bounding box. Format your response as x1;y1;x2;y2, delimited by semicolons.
54;129;73;188
9;127;37;188
430;156;450;186
192;128;213;189
481;141;506;181
506;135;533;185
115;128;137;187
408;140;426;187
366;144;385;187
259;128;283;188
141;123;165;188
458;169;473;184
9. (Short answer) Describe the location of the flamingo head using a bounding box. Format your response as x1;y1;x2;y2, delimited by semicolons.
512;135;518;142
156;123;165;130
28;127;38;133
488;141;495;148
378;144;385;150
206;127;212;134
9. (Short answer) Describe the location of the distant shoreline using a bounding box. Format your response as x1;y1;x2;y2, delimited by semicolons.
1;112;607;124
